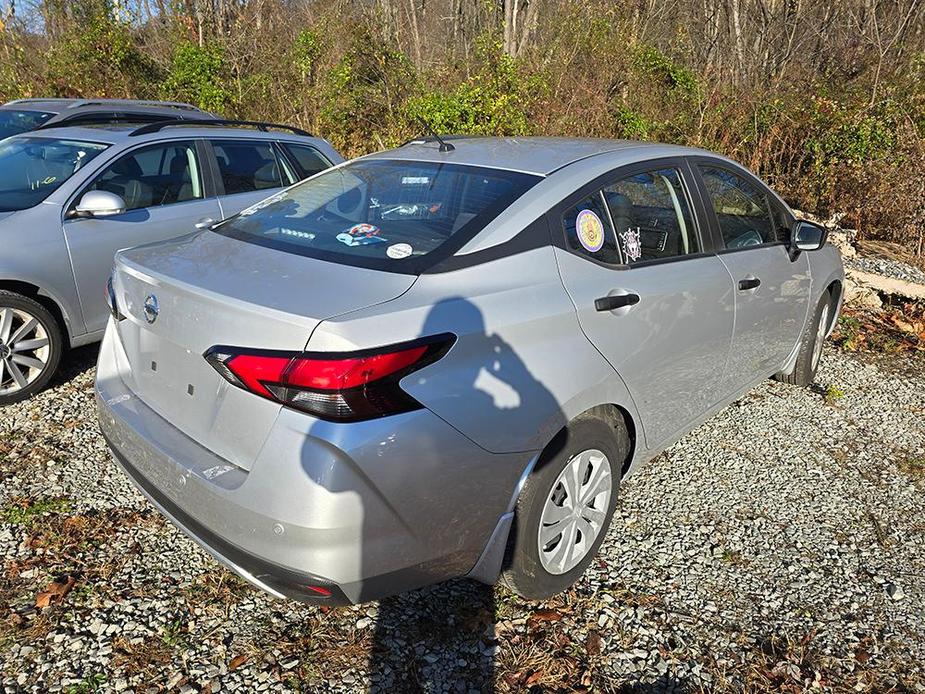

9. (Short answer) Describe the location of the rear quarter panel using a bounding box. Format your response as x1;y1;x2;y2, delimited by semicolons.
306;246;641;458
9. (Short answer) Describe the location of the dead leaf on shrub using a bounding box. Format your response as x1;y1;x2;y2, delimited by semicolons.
228;653;249;671
525;670;543;685
35;575;76;608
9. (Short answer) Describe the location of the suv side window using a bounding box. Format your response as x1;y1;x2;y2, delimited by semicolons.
88;141;202;211
699;165;780;248
282;143;330;179
211;140;293;195
603;167;699;264
562;192;621;264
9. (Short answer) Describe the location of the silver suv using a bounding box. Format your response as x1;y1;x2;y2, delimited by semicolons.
0;119;342;404
0;98;215;138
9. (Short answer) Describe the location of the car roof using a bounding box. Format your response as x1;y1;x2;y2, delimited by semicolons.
1;98;209;119
364;136;709;176
10;122;326;146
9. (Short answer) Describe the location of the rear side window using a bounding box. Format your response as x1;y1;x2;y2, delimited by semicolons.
88;141;202;211
699;165;780;248
212;140;291;195
214;159;540;273
604;168;699;264
561;193;620;264
282;143;331;179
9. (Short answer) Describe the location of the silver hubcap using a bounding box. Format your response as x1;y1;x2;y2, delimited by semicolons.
812;303;829;370
0;307;50;395
537;448;612;575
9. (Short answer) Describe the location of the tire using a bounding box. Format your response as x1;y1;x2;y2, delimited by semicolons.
501;409;630;600
775;290;832;387
0;291;63;406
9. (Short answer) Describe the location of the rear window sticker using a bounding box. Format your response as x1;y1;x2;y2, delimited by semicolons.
386;243;413;259
337;232;387;247
620;227;642;262
401;176;430;185
337;222;387;247
576;209;605;253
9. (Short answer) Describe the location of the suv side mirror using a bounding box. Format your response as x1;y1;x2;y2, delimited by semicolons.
74;190;126;218
791;220;827;253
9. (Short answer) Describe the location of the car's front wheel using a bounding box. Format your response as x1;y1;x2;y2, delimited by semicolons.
502;409;630;600
775;289;833;387
0;291;63;406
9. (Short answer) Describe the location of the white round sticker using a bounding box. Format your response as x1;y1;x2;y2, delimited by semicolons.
386;243;413;259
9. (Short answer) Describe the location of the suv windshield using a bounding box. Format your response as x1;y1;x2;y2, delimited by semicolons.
0;136;109;212
215;159;541;272
0;109;54;139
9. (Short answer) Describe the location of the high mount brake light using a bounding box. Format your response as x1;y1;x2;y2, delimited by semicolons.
204;335;454;422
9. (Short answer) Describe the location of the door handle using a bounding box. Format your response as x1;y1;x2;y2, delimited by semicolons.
595;293;640;312
195;217;216;230
738;277;761;291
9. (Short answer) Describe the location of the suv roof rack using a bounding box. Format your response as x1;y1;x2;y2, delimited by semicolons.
129;119;312;137
35;112;202;130
5;98;204;112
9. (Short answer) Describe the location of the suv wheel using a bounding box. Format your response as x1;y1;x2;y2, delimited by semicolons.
502;410;629;600
0;291;63;406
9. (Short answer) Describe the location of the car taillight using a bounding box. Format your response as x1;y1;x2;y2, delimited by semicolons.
204;335;454;422
106;276;125;321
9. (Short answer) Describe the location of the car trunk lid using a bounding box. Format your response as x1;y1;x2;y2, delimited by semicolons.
111;231;416;471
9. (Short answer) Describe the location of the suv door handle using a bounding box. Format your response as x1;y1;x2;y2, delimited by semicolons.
738;277;761;291
595;293;640;312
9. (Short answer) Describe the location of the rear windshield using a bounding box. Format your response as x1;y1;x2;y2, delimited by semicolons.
214;159;541;272
0;109;54;139
0;136;109;212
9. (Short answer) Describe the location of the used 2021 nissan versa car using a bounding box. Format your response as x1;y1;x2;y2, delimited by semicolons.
97;137;843;604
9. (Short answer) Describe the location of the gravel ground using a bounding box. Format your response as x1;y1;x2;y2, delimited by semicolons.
844;255;925;286
1;344;924;693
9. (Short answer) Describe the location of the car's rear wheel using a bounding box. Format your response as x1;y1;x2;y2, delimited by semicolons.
775;289;832;387
501;410;629;600
0;291;63;406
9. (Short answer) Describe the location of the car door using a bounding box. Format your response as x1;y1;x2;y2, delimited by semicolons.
692;160;811;392
207;139;297;218
552;160;736;448
62;139;222;335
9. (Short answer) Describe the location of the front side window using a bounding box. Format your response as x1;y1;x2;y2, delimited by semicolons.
212;140;293;194
699;165;779;248
604;167;699;264
0;109;54;139
214;159;540;272
87;141;202;211
0;136;108;212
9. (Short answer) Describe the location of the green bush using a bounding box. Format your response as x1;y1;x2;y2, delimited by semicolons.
406;38;540;136
163;41;231;113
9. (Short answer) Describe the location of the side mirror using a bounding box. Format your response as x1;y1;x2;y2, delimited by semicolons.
791;220;827;252
74;190;126;218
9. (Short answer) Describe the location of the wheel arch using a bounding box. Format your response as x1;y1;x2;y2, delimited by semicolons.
0;280;73;346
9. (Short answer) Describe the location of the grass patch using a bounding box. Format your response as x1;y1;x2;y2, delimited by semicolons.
824;385;846;405
65;672;107;693
2;497;72;527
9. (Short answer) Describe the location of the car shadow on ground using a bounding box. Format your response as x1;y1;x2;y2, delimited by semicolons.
47;343;99;389
369;579;496;691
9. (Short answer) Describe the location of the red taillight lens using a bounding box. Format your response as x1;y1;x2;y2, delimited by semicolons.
205;336;454;422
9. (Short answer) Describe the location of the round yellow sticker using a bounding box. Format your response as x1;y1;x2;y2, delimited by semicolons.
576;209;605;252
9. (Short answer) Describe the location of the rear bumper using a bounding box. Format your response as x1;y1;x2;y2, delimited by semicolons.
95;325;530;604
